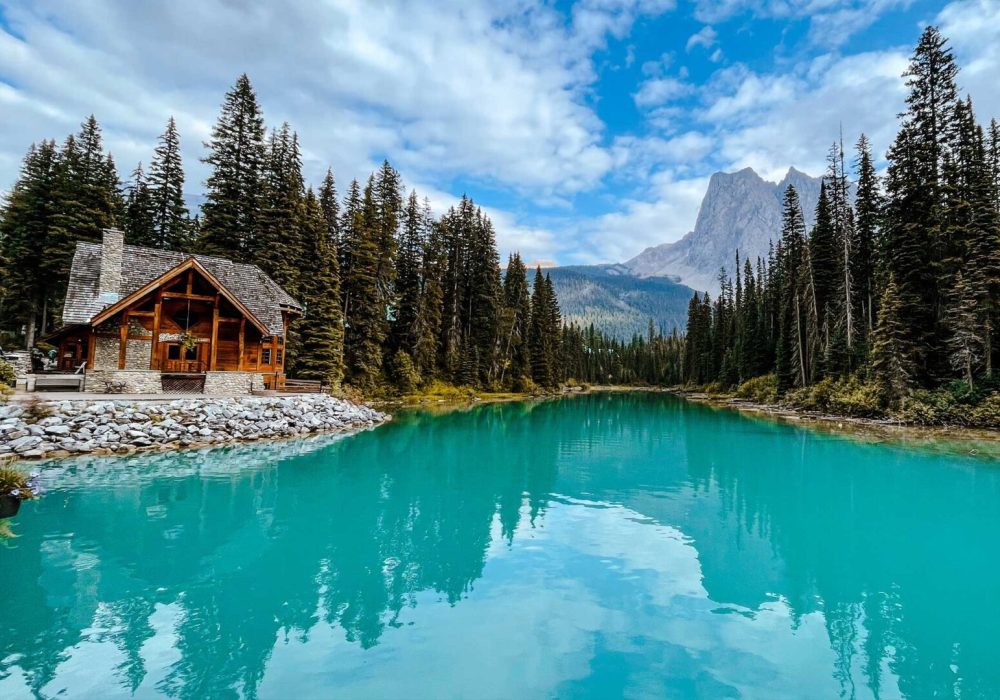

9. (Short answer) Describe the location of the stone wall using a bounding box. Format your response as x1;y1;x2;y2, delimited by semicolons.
203;371;265;396
93;336;119;370
124;339;152;369
85;369;162;394
5;351;32;378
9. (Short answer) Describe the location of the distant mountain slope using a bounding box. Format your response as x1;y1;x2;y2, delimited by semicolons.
626;167;823;294
545;264;693;340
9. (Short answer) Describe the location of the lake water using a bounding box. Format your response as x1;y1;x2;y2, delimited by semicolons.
2;393;999;699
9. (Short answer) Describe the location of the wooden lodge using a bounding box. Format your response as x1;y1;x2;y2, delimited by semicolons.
46;229;302;394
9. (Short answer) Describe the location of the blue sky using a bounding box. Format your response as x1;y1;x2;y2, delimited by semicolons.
1;0;998;266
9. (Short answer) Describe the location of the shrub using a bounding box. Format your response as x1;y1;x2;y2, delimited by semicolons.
826;378;885;418
21;396;53;424
510;375;538;394
969;392;1000;428
702;381;728;395
896;389;966;426
0;461;41;500
735;374;778;404
389;350;421;395
0;359;16;387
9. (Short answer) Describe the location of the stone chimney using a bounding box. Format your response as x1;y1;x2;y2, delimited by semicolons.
97;228;124;304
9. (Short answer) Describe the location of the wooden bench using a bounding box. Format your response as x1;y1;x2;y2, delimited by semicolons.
33;374;86;392
279;379;325;394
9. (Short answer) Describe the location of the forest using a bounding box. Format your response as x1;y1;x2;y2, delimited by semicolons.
0;76;579;394
673;26;1000;425
3;25;1000;422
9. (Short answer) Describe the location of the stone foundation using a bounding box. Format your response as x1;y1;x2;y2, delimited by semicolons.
85;370;163;394
203;371;265;396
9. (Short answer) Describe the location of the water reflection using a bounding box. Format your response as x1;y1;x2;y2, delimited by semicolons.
2;394;999;698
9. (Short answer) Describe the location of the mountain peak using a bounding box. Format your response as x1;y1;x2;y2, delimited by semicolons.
626;165;825;293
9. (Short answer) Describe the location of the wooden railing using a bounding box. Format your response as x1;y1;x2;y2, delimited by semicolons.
162;359;208;373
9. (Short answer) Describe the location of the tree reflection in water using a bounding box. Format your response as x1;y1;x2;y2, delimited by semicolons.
1;394;998;699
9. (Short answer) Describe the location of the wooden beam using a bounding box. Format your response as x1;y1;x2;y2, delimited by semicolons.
89;257;271;336
162;292;216;302
128;310;156;318
86;329;96;369
210;294;220;371
118;312;129;369
150;289;163;370
238;318;245;371
186;269;193;295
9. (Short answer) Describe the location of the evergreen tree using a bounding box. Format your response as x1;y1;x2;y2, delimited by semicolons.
341;176;385;387
413;200;444;379
392;190;425;358
123;163;154;246
853;134;882;338
871;275;916;402
317;168;340;247
296;188;344;386
529;267;555;387
199;74;266;261
884;25;960;380
945;271;982;390
257;123;306;298
147;116;190;250
501;253;532;387
0;140;59;347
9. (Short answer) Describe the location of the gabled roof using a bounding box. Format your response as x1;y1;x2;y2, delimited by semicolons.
63;242;302;335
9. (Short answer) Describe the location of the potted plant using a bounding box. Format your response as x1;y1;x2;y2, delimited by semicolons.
179;332;198;354
0;461;43;518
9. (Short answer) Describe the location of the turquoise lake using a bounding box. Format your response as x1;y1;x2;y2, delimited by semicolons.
2;392;1000;699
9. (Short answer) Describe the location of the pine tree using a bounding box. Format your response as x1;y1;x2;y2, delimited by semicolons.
529;267;555;387
199;74;266;261
123;163;154;246
392;190;424;358
465;210;502;384
317;168;340;247
147;116;190;250
945;271;982;390
0;140;59;347
256;123;306;298
853;134;882;339
870;275;915;403
884;25;960;380
413;200;444;379
296;188;344;386
500;253;532;387
341;176;385;387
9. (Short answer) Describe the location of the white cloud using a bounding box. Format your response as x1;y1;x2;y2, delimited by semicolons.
558;172;710;263
686;26;718;52
633;77;692;108
693;0;911;47
0;0;676;203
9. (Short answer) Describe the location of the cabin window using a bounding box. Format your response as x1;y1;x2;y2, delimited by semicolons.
262;348;272;365
276;349;283;365
167;344;198;361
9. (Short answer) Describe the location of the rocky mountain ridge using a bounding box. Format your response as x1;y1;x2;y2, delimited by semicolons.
626;167;824;294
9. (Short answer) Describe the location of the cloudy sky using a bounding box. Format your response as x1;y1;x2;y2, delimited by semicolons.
2;0;999;265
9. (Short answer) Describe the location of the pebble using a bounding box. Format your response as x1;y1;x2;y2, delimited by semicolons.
0;395;389;461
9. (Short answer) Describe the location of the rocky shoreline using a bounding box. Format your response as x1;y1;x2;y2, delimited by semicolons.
0;395;390;461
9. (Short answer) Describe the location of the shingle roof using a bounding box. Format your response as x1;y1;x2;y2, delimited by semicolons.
62;242;302;335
